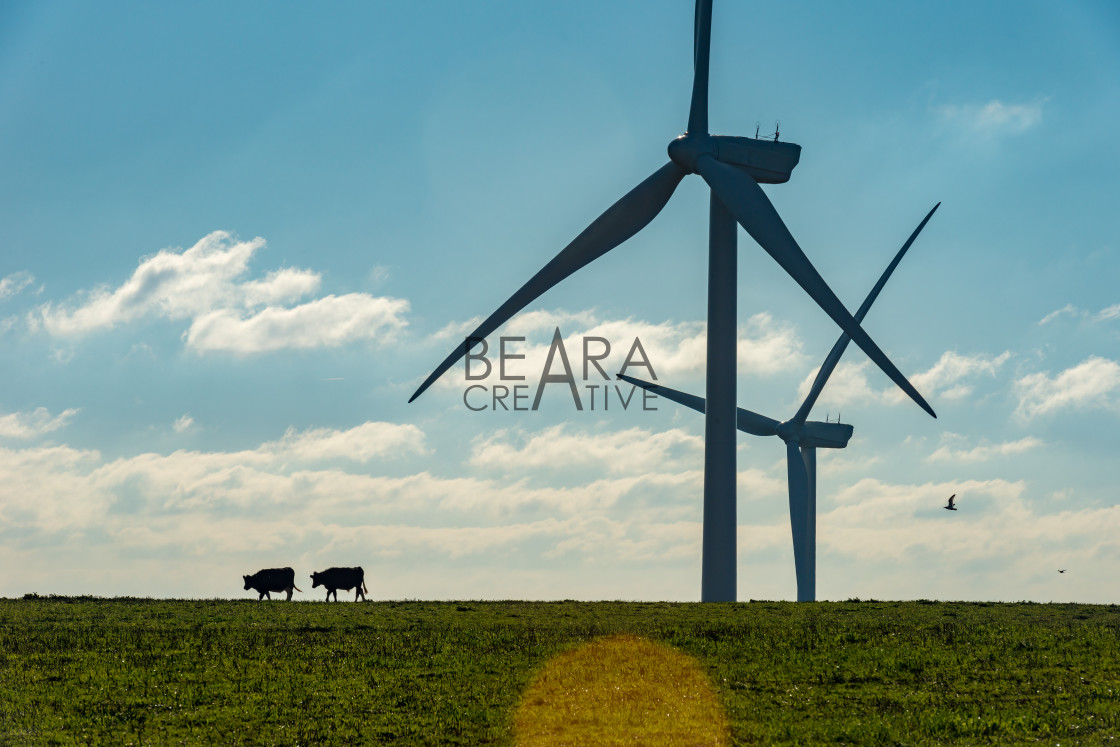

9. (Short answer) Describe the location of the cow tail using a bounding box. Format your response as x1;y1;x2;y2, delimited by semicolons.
293;584;302;593
363;581;368;594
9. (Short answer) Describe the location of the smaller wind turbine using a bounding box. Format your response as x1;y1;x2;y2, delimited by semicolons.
944;494;957;511
410;0;938;602
622;204;939;602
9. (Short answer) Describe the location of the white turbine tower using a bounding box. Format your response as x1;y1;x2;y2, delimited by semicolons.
620;202;940;601
409;0;936;602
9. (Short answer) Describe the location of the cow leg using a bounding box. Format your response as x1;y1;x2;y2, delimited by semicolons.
259;590;267;601
285;587;293;601
355;587;364;602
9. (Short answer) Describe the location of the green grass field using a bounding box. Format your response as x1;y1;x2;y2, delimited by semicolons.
1;597;1118;745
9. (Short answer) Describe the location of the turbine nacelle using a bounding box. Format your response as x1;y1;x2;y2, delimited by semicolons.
777;419;854;449
669;134;802;184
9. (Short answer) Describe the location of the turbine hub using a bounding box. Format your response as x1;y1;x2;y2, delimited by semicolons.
776;420;803;443
667;134;716;174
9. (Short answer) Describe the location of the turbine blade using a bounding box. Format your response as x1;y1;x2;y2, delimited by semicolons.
617;374;705;414
734;409;779;439
617;374;780;436
735;405;782;438
854;203;940;322
693;0;699;68
409;161;687;403
786;440;811;600
688;0;712;135
695;155;936;418
790;203;939;425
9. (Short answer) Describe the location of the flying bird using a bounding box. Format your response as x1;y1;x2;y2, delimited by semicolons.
944;494;957;511
1058;569;1067;573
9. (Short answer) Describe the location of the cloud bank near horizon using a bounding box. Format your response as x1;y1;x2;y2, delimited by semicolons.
1;416;1114;603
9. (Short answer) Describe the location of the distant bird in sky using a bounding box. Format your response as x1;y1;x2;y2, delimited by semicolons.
944;494;957;511
1058;569;1067;573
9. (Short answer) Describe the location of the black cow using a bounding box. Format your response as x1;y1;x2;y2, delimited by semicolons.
310;566;367;601
243;567;302;601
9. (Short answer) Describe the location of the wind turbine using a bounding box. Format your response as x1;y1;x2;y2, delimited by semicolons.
409;0;936;601
620;202;940;601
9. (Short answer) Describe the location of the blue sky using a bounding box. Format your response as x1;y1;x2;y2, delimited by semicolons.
2;0;1118;601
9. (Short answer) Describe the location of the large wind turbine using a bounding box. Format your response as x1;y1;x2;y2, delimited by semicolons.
621;203;940;601
409;0;936;601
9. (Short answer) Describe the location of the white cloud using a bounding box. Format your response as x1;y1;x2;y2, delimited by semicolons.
320;519;577;560
172;415;194;433
240;267;321;307
0;426;702;566
34;232;266;335
3;417;1118;602
30;231;409;353
795;360;880;409
546;518;703;563
1037;303;1120;325
736;313;808;375
737;467;787;501
902;351;1011;402
1013;356;1120;420
926;434;1043;463
0;422;431;535
975;99;1046;131
263;421;428;463
1039;304;1080;325
0;271;34;302
814;450;882;474
938;97;1048;135
797;350;1010;410
469;424;701;475
184;294;409;353
821;477;1120;575
1095;305;1120;322
369;265;391;285
0;407;79;439
432;314;485;342
502;309;600;339
431;310;601;344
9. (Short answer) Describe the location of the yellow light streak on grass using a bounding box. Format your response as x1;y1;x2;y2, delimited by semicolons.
513;634;730;746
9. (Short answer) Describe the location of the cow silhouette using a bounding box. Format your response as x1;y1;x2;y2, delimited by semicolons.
311;566;367;601
243;567;302;601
